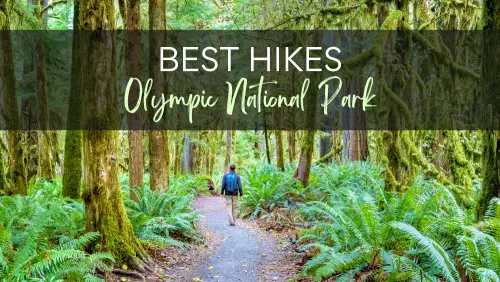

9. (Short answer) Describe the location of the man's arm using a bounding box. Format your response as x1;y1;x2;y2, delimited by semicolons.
237;175;243;196
221;175;226;195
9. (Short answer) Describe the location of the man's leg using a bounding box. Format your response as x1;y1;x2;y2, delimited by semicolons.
225;195;235;225
231;195;238;224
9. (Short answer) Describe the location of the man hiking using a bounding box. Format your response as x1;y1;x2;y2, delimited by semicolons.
221;163;243;226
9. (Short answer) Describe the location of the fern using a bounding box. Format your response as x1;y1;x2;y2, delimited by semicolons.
391;222;460;282
125;186;202;247
0;180;114;281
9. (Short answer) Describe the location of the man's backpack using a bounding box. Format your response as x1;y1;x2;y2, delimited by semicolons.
225;173;237;194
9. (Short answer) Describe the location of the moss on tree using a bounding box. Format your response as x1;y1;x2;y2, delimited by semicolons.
62;0;82;199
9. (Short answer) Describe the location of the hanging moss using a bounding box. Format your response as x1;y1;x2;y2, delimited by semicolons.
381;10;403;30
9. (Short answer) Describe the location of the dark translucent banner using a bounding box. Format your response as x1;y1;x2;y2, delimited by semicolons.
0;30;498;130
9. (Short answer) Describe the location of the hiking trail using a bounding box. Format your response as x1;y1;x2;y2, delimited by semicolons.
193;196;287;282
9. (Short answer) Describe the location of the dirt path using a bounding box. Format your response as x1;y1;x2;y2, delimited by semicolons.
193;196;289;282
112;196;301;282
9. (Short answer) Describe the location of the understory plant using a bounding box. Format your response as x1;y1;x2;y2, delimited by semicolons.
124;185;202;248
299;172;500;281
238;163;304;220
0;179;113;281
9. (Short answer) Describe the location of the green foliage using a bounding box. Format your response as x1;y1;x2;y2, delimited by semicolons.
298;164;500;281
124;185;202;248
238;163;305;219
0;179;113;281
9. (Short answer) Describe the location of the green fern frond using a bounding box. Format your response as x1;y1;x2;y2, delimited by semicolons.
390;222;460;282
475;268;500;282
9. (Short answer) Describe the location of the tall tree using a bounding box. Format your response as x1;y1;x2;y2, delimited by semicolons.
62;0;83;199
126;0;144;197
0;0;27;195
33;0;58;180
275;130;284;171
35;38;55;178
477;0;500;219
294;33;320;186
224;128;232;170
79;0;148;267
181;134;193;174
287;131;295;163
149;0;169;191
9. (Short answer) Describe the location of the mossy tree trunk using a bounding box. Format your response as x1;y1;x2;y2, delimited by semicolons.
79;0;148;267
275;130;284;171
294;33;320;186
62;0;82;199
150;131;169;190
126;0;143;198
0;0;27;195
33;0;58;180
35;38;55;179
477;0;500;219
287;131;295;163
149;0;169;191
294;130;315;186
274;109;284;170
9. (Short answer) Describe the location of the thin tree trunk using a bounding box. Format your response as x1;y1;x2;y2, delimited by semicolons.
287;131;295;163
294;32;320;186
173;132;181;175
275;130;284;171
225;128;232;170
294;130;315;186
126;0;143;198
80;0;147;267
150;131;169;190
35;38;55;179
319;132;332;163
182;134;193;174
62;0;83;199
0;2;27;195
149;0;169;191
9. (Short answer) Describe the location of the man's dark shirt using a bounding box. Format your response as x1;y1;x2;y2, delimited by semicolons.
221;170;243;196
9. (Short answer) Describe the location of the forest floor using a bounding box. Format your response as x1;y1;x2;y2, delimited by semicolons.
113;196;303;282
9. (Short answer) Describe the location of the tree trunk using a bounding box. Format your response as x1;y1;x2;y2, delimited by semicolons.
62;0;83;199
275;130;284;171
287;131;295;163
294;32;320;186
149;0;169;191
0;2;27;195
35;38;55;179
173;132;181;175
150;131;169;191
182;134;193;174
79;0;147;267
294;130;315;186
477;0;500;219
319;132;332;163
225;129;232;170
126;0;143;197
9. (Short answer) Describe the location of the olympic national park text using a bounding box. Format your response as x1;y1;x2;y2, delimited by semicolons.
123;75;377;124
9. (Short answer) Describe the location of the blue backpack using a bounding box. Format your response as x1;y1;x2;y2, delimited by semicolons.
225;173;237;193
